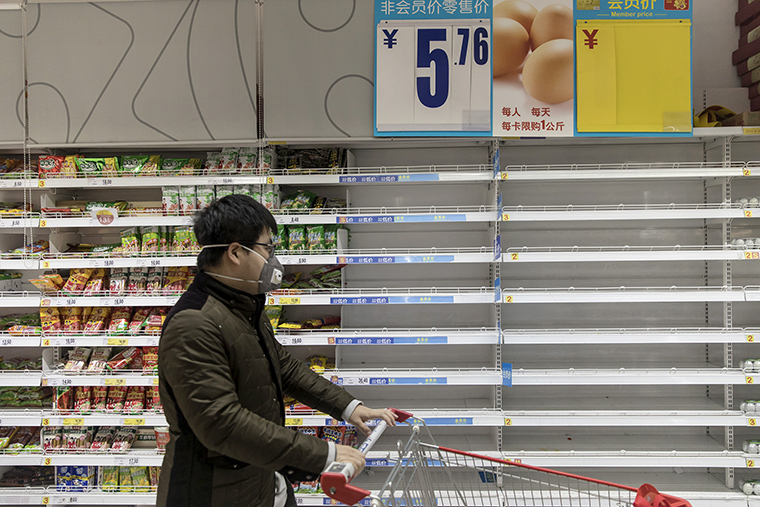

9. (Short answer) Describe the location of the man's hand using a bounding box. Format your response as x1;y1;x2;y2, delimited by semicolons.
347;406;398;436
335;444;365;477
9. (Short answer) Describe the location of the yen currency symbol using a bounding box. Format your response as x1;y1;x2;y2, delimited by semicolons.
583;29;599;49
383;29;399;49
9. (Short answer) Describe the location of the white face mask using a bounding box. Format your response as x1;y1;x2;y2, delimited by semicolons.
200;243;284;292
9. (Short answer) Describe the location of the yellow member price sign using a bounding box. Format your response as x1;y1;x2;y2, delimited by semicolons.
744;127;760;135
124;418;146;426
62;418;84;426
504;418;512;426
749;418;757;427
153;377;159;386
42;339;50;346
104;378;126;386
42;418;50;426
745;252;760;260
285;418;304;426
107;338;129;346
279;297;301;305
42;496;49;504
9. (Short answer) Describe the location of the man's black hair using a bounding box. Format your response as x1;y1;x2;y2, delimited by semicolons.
194;194;278;271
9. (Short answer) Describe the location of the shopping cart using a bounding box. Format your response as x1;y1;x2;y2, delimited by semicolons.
321;409;692;507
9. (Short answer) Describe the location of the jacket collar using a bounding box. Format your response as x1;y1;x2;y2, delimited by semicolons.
193;271;264;313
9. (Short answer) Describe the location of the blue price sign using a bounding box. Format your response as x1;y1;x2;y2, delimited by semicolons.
375;3;492;136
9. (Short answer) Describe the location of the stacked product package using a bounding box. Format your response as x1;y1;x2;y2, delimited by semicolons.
736;0;760;114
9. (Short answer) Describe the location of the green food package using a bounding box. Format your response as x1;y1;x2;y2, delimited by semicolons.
324;225;339;251
121;155;149;176
161;158;188;176
181;158;203;176
273;226;288;252
120;466;134;492
307;225;325;251
281;190;317;212
288;226;306;252
142;155;161;176
76;158;104;178
131;466;151;492
120;227;141;253
102;466;119;491
141;226;160;253
265;306;283;328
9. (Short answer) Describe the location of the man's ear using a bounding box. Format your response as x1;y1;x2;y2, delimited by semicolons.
226;243;243;265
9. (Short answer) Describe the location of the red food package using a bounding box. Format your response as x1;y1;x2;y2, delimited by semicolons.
61;268;94;295
38;155;64;178
106;347;140;371
90;426;115;450
84;307;111;334
86;347;111;374
73;386;92;413
144;308;166;334
42;427;62;452
321;426;346;444
62;307;83;333
83;269;106;295
92;385;108;412
297;426;320;438
145;386;162;412
40;307;62;333
107;307;132;334
56;387;73;411
106;386;128;411
342;427;358;448
129;308;151;334
154;427;170;449
109;268;128;295
124;386;145;413
130;348;144;371
142;347;158;374
111;427;137;452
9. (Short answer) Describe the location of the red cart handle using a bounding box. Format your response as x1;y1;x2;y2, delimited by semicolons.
321;408;413;506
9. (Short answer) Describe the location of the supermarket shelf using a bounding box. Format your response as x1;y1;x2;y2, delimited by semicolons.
742;287;760;301
39;215;193;229
268;288;496;306
40;295;179;308
0;293;41;308
502;245;756;263
0;490;157;505
42;413;166;427
501;286;747;304
0;215;39;229
0;410;43;426
0;257;41;269
41;373;158;388
325;368;503;386
275;206;497;226
511;367;751;386
498;161;747;181
40;254;197;270
501;327;757;345
0;372;41;387
41;334;159;348
0;333;41;347
38;175;267;189
0;178;37;189
275;328;500;346
38;452;164;467
500;203;752;222
286;247;493;266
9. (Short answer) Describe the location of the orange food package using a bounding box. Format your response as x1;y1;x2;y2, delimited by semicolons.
83;269;107;295
40;307;62;333
61;268;94;295
84;307;111;334
62;307;82;333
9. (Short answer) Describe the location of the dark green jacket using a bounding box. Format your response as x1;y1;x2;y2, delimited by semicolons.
157;272;355;507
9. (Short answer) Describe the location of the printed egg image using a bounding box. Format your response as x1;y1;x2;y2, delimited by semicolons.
522;38;574;104
530;4;574;50
492;17;531;77
493;0;538;33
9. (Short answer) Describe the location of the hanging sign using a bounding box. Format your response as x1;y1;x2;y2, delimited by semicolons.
374;1;493;136
89;207;119;227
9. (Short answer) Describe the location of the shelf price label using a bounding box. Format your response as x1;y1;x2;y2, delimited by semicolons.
62;418;84;426
277;297;301;305
104;378;126;386
744;128;760;136
107;338;129;346
123;418;146;426
285;418;304;426
374;4;492;136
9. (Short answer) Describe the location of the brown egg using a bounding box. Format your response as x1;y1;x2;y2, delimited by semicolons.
530;4;574;50
522;38;574;104
493;0;538;34
492;18;531;77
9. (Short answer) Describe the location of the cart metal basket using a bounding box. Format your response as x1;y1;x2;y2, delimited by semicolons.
321;410;692;507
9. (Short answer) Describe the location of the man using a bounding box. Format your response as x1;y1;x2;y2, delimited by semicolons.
157;194;396;507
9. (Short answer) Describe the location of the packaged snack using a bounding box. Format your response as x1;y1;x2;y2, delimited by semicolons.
142;347;158;374
108;307;132;335
20;427;41;453
179;186;197;213
141;227;160;253
120;466;134;492
64;348;92;373
30;277;61;292
101;466;119;491
297;480;321;494
342;427;359;448
75;158;103;177
83;269;106;295
307;355;328;374
127;267;148;294
149;466;160;487
91;426;116;451
262;185;280;210
107;347;140;371
40;307;62;333
180;158;202;176
120;228;141;253
86;347;112;374
204;152;222;174
297;426;320;437
73;386;92;412
123;386;145;414
324;225;339;251
84;307;111;334
121;156;149;176
159;227;170;252
103;157;119;178
91;385;107;411
61;156;79;178
307;225;326;251
7;427;34;452
131;466;151;492
38;155;64;178
288;226;306;251
146;386;162;412
219;147;239;174
160;158;186;176
250;184;262;202
164;266;189;294
146;268;164;295
273;226;288;252
112;427;137;452
162;186;180;214
257;147;275;172
265;306;282;328
195;185;215;209
234;184;251;196
43;427;63;452
281;190;317;212
61;268;94;295
56;387;73;410
109;268;128;295
106;386;128;411
129;308;151;334
321;426;346;444
237;148;257;173
142;155;161;176
215;185;234;199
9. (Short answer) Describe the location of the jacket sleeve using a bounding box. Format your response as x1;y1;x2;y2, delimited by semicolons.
272;329;355;421
159;309;328;474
